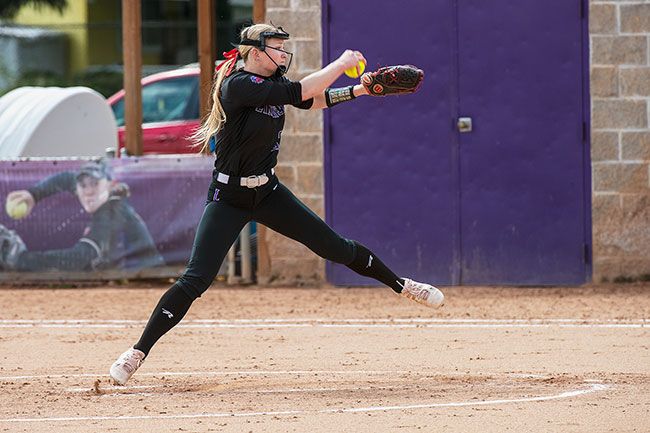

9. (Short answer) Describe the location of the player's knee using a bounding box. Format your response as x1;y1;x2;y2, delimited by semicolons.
346;240;372;268
314;237;355;265
160;283;195;308
174;273;211;300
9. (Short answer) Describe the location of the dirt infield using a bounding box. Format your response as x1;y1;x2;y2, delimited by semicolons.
0;283;648;432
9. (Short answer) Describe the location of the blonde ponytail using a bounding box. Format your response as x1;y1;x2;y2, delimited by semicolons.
191;57;236;153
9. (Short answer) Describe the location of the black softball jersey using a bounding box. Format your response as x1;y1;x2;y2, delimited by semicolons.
213;69;313;177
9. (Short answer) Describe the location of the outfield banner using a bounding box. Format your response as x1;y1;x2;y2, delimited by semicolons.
0;156;218;279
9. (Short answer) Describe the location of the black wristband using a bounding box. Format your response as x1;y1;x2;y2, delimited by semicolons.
325;85;356;107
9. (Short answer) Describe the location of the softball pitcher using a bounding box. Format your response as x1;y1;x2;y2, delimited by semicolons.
110;23;443;385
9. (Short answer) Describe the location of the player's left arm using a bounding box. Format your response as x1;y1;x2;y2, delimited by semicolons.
293;84;369;110
297;64;425;111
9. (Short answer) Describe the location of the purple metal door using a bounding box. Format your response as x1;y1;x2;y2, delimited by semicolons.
323;0;590;285
457;0;590;284
323;0;459;285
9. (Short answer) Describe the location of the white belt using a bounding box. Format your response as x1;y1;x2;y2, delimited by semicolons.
216;168;275;188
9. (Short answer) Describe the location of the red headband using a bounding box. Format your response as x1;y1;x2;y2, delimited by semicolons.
215;48;239;76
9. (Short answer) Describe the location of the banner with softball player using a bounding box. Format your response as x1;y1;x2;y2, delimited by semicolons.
0;156;222;277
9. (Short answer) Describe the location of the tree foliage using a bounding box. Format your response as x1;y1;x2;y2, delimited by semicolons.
0;0;67;20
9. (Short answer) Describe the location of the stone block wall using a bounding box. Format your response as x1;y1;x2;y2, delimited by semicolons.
264;0;326;284
590;0;650;281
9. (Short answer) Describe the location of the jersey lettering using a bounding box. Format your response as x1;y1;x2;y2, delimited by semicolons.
255;105;285;119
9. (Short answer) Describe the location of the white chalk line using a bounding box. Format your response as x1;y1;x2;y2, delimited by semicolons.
66;384;164;392
1;318;646;323
68;375;554;396
67;384;406;395
0;369;456;381
1;324;644;329
0;383;610;423
0;317;646;329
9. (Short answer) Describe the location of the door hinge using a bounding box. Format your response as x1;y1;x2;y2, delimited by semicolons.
583;243;591;264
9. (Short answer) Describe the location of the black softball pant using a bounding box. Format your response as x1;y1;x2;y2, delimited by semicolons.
133;177;403;356
179;180;358;299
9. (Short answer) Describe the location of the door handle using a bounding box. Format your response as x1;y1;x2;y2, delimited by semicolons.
457;117;473;133
156;134;177;142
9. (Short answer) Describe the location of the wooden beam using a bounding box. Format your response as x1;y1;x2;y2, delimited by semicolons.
252;0;271;284
197;0;216;126
256;226;272;284
253;0;266;23
121;0;143;156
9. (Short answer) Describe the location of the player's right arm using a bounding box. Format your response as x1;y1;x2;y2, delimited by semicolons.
6;172;77;218
226;50;365;109
27;172;77;201
299;50;366;101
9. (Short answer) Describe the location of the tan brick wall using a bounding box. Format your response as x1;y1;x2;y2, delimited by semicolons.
264;0;326;284
590;0;650;282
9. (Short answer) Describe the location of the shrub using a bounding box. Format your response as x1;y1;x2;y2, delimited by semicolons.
0;68;123;98
72;69;123;98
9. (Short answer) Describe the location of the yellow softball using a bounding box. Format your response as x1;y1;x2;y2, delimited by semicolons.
344;60;366;78
6;200;28;220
